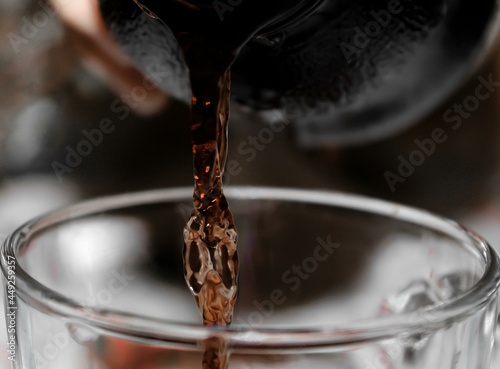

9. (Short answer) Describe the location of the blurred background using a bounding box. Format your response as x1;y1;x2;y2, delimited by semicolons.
1;0;500;367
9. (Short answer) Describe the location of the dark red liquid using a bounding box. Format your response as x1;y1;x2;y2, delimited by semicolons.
133;1;318;367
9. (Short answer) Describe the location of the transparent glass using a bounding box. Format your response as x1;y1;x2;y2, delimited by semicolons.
1;187;499;369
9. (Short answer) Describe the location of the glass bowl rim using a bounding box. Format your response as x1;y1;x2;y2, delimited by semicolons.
1;186;499;352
